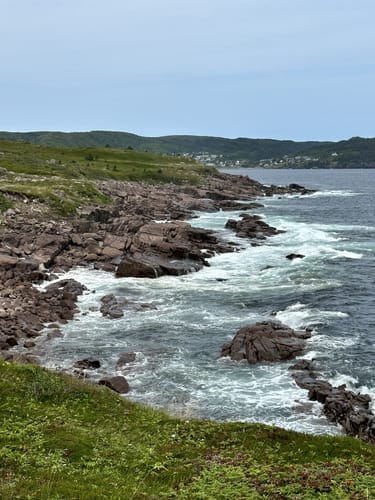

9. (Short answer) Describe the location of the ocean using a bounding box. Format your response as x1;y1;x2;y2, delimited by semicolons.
41;168;375;436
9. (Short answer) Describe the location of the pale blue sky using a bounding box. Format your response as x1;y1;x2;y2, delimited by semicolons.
1;0;375;140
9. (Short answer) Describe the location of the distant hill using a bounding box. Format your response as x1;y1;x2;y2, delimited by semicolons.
0;130;374;168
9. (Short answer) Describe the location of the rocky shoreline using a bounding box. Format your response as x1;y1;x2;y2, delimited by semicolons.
0;172;299;346
1;172;374;444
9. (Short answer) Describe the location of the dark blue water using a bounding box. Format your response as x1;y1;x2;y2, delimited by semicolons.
223;168;375;389
41;168;375;435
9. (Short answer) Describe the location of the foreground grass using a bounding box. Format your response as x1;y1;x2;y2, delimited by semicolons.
1;362;374;499
0;140;214;215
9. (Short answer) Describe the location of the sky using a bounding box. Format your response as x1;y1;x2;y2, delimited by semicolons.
1;0;375;141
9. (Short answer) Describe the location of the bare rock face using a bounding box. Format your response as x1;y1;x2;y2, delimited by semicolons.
99;376;130;394
116;257;159;278
0;277;86;343
116;221;236;278
0;173;314;363
44;279;87;322
0;254;40;277
292;366;375;445
221;321;310;364
225;214;283;240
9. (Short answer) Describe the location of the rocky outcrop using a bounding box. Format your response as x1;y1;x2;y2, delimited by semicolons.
1;173;287;355
0;173;312;280
0;277;86;355
288;183;315;195
292;364;375;444
225;214;283;241
221;321;311;364
116;221;237;278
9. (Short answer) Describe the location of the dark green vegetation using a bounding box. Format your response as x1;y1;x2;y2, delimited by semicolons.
1;362;375;499
0;192;13;213
1;130;375;168
0;140;214;215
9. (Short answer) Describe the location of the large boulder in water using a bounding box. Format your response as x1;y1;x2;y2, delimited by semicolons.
225;214;283;240
221;321;310;364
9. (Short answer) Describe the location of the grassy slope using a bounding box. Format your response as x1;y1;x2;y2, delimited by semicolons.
0;140;214;215
1;361;374;499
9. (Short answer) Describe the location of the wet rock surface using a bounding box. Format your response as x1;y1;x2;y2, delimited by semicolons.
116;221;236;278
225;214;283;241
0;174;278;350
74;358;101;370
100;293;156;318
286;253;305;260
116;352;137;367
221;321;311;364
292;365;375;444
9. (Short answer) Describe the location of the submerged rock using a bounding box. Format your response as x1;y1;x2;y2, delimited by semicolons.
100;294;156;318
286;253;305;260
116;352;137;367
288;359;316;371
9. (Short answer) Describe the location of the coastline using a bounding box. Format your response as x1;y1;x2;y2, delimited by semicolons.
0;172;307;351
1;171;374;444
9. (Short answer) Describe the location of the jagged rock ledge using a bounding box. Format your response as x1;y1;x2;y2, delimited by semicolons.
290;362;375;445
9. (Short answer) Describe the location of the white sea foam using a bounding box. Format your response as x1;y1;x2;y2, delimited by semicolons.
309;190;360;198
267;190;359;200
328;373;359;388
275;303;348;331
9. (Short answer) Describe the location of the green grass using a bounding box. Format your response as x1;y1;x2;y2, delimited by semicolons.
1;361;374;499
0;140;215;215
0;192;13;212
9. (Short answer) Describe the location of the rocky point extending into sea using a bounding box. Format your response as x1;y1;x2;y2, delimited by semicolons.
1;172;374;444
